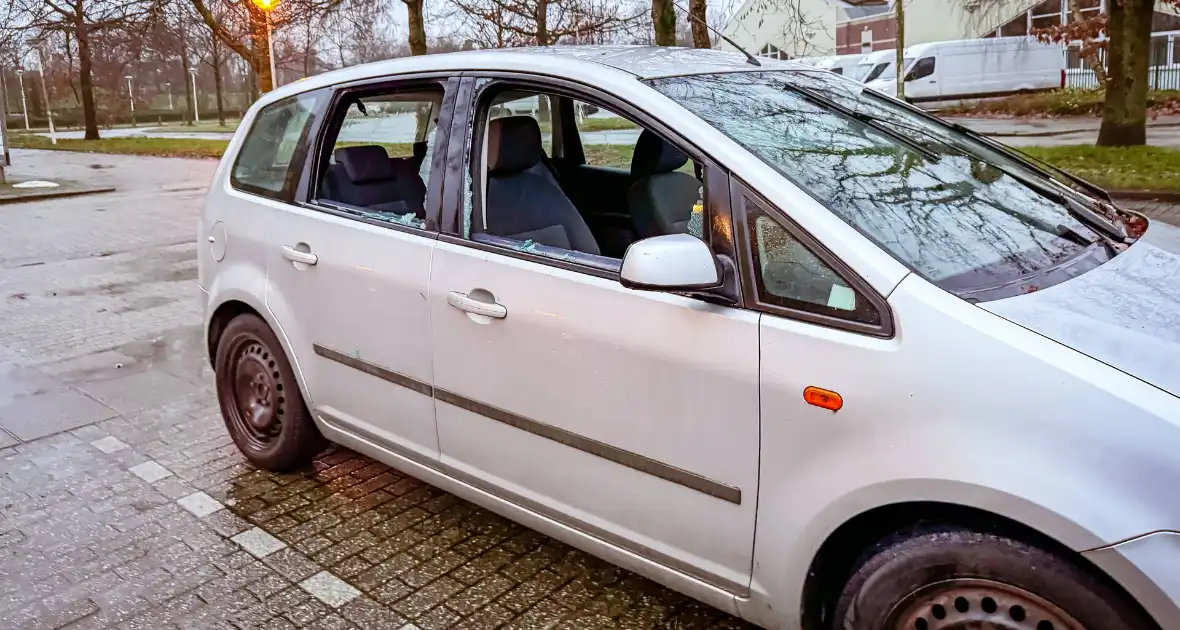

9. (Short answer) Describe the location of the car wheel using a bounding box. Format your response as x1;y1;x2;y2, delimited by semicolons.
832;528;1155;630
215;314;323;471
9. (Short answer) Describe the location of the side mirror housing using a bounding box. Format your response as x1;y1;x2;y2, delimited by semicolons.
619;234;722;292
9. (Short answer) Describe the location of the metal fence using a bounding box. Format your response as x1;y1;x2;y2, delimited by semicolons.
1066;65;1180;91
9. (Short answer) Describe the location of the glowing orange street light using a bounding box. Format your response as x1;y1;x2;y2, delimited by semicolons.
250;0;280;91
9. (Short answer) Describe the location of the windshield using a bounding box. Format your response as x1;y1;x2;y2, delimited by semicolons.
648;70;1114;299
863;61;892;82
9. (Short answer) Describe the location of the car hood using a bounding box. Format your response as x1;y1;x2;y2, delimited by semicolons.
982;220;1180;398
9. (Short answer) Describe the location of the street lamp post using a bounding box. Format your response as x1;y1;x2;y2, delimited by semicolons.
125;75;136;127
251;0;280;91
31;39;56;145
189;69;199;123
15;70;28;130
166;81;173;110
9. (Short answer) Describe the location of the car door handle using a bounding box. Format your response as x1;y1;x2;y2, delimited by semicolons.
281;245;318;266
447;291;506;319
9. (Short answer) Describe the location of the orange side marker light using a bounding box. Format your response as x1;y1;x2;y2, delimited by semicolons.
803;386;843;411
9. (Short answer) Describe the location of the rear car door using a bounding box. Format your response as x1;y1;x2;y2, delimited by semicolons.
264;76;457;461
427;75;760;597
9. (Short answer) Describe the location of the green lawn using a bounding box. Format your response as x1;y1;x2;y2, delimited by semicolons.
9;135;229;159
11;134;1180;192
1020;145;1180;191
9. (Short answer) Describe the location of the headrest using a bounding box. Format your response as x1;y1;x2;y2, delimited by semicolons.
334;146;395;184
487;116;543;174
631;130;689;177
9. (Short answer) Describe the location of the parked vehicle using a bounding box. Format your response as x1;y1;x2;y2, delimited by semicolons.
809;53;866;77
852;48;896;83
866;36;1067;107
202;45;1180;630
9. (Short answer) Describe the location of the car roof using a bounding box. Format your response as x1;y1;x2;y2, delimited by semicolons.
262;45;801;104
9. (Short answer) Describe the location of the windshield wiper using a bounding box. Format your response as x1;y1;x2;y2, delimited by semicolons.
982;159;1128;243
848;87;1115;203
782;83;941;161
948;122;1113;203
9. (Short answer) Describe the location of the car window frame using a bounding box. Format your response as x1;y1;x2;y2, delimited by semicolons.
231;89;327;203
292;73;461;235
439;72;742;305
731;177;894;338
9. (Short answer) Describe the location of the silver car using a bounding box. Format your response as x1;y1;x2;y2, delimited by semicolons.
199;46;1180;630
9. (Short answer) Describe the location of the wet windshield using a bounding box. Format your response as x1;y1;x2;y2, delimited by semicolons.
648;70;1114;298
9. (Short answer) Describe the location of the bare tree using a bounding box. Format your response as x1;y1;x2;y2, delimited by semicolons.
7;0;161;139
967;0;1180;146
189;0;343;92
450;0;638;47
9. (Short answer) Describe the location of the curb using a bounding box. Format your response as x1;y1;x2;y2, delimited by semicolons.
1111;189;1180;203
0;186;116;205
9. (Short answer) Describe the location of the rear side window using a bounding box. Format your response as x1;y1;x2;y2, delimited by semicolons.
232;92;320;200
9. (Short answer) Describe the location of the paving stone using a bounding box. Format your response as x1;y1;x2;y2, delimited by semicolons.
0;387;117;440
129;460;173;483
91;435;130;453
300;571;361;609
178;491;225;517
0;428;17;449
233;527;289;558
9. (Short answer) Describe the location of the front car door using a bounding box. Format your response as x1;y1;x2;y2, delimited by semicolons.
264;75;457;461
427;75;760;602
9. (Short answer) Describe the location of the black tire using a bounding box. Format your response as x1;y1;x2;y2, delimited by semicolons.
832;527;1155;630
215;313;323;471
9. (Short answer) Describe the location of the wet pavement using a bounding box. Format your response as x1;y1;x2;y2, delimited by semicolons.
0;149;752;629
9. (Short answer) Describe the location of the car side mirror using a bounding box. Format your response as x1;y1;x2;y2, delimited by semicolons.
620;234;722;292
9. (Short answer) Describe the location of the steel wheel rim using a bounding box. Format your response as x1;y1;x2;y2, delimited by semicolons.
222;335;287;451
887;578;1085;630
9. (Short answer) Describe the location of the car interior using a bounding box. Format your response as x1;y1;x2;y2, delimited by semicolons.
313;85;706;261
471;88;706;260
316;89;443;223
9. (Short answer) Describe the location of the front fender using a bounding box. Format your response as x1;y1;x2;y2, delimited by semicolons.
745;417;1177;629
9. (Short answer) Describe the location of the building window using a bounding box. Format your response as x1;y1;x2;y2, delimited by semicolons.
861;28;872;54
758;44;788;60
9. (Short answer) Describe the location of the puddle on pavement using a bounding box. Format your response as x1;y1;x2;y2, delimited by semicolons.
0;362;60;406
43;324;209;387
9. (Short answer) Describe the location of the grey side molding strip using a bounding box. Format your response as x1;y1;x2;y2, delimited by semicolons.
313;343;741;506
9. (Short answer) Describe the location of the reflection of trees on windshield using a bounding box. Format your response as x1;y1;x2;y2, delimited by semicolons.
650;72;1092;292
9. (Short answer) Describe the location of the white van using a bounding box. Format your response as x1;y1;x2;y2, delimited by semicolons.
852;49;896;84
809;53;866;78
866;36;1066;107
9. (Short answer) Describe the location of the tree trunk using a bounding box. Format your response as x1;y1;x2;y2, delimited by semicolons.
180;44;195;125
402;0;427;55
1098;0;1154;146
212;41;226;127
247;5;275;92
689;0;709;48
652;0;676;46
536;0;549;45
75;21;100;140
